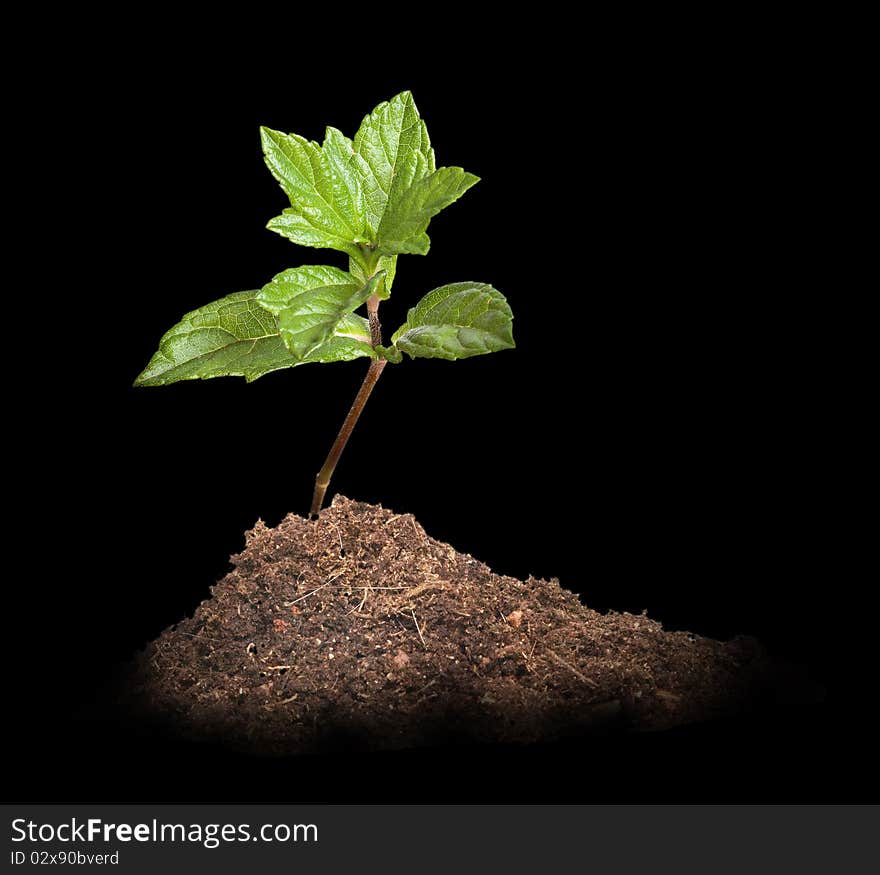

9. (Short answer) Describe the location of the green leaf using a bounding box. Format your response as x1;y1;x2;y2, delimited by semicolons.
391;282;515;361
377;167;480;256
375;344;403;364
256;265;383;357
300;313;375;366
321;126;366;234
334;312;373;344
261;126;367;256
134;291;375;387
353;91;434;236
349;254;397;298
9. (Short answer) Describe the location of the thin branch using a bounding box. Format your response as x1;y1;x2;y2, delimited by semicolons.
367;293;382;347
545;648;598;687
283;582;331;606
309;286;387;517
411;608;427;649
309;358;387;516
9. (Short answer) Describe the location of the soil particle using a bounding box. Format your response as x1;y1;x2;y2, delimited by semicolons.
126;496;769;754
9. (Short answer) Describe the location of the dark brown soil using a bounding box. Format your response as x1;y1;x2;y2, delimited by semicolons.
126;496;769;754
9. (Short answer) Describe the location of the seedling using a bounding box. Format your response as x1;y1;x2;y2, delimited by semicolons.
135;92;515;515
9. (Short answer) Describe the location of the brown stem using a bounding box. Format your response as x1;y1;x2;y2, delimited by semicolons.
309;358;387;517
309;289;386;518
367;293;382;346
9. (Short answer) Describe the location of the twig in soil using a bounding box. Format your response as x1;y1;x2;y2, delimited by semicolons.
520;640;538;671
265;665;295;671
352;587;370;614
172;630;224;643
389;514;423;543
545;648;598;688
263;694;299;710
411;608;427;649
284;582;332;606
328;519;344;556
390;577;448;610
416;680;437;701
150;641;169;670
348;584;409;614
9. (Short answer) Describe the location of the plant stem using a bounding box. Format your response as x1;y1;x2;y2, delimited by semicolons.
309;286;386;518
367;293;382;346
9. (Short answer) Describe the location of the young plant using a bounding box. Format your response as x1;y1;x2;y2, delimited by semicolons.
135;92;515;516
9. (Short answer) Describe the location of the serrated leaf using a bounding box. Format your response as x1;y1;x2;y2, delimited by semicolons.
349;254;397;297
261;126;366;256
391;282;515;361
353;91;434;235
321;126;366;235
377;167;480;256
134;291;374;387
257;265;383;357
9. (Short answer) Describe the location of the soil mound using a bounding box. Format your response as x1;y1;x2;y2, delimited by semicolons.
127;496;768;753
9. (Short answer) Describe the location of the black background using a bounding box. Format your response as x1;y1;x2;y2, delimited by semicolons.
10;16;864;802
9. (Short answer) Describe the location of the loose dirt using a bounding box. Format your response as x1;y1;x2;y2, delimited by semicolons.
126;496;769;753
